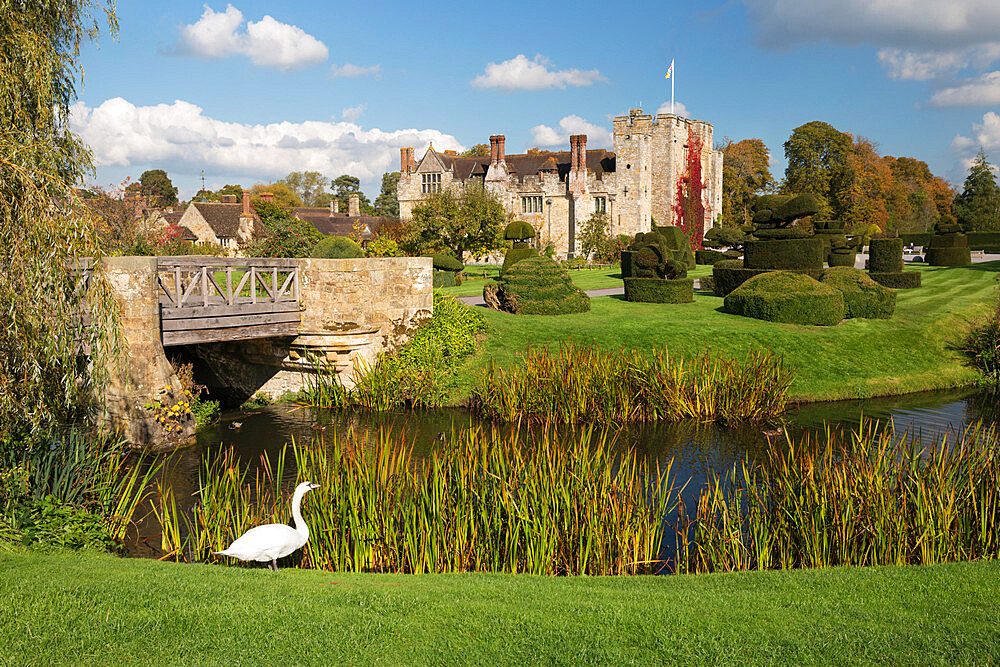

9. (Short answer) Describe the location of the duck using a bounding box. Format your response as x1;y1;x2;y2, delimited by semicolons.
228;421;242;430
215;481;320;571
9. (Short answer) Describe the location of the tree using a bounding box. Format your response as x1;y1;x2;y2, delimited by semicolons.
783;121;852;221
215;184;243;201
836;137;892;232
249;182;303;208
280;171;329;207
138;169;178;207
954;150;1000;232
409;184;506;261
247;199;322;257
373;172;400;217
331;174;375;215
461;144;490;157
720;138;774;227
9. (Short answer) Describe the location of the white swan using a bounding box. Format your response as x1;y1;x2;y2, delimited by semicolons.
215;481;320;571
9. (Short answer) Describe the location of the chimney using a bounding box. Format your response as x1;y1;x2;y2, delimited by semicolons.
260;192;274;203
496;134;505;164
241;190;252;216
489;135;498;165
348;193;360;217
400;147;408;173
569;135;579;171
577;134;587;172
408;147;416;172
332;199;339;214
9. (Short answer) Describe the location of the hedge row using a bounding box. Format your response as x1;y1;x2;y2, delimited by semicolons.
828;251;856;267
695;249;726;265
623;278;694;304
869;271;922;289
723;272;845;326
712;260;823;297
900;232;933;247
927;246;972;266
967;231;1000;250
743;238;824;270
433;269;458;288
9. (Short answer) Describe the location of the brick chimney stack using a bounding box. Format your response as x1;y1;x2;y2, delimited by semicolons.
489;135;499;165
260;192;274;203
348;193;360;217
496;134;505;164
400;147;408;173
577;134;587;172
569;135;579;171
241;190;252;216
408;147;416;172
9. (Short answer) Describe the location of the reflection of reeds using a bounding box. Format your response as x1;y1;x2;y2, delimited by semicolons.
473;343;791;425
677;421;1000;573
157;426;677;575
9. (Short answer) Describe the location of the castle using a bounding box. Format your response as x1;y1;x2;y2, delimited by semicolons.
396;109;723;259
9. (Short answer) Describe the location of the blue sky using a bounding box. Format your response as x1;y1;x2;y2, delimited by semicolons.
73;0;1000;199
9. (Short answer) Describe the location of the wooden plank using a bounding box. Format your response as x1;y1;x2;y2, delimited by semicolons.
162;322;300;346
160;310;300;332
157;256;300;268
160;301;300;319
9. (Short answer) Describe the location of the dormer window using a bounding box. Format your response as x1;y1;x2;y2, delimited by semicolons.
421;173;442;194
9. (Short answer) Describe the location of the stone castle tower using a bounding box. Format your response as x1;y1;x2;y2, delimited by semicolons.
613;109;723;236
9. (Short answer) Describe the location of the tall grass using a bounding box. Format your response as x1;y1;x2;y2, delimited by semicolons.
676;421;1000;572
157;426;677;575
473;343;791;425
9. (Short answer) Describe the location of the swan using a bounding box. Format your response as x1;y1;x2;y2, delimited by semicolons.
215;481;320;571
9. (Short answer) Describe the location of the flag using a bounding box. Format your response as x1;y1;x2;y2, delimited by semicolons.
665;59;674;79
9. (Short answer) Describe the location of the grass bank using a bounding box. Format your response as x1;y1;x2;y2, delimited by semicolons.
1;550;997;664
455;262;1000;403
438;264;713;297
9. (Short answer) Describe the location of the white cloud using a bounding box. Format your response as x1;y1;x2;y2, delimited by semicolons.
930;71;1000;106
471;54;607;92
341;104;366;121
70;97;462;187
329;63;381;79
876;48;967;80
655;101;691;118
529;116;612;148
954;112;1000;152
177;4;327;70
742;0;1000;49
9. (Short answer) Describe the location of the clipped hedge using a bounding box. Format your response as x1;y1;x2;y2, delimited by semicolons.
620;250;634;277
900;233;933;247
820;267;895;319
743;238;824;270
928;233;968;248
699;275;715;293
430;253;464;272
869;271;922;289
623;277;694;304
712;260;769;297
967;232;1000;250
827;251;857;267
869;238;903;273
927;246;972;266
433;269;457;288
695;249;726;265
724;271;845;326
501;242;539;274
486;255;590;315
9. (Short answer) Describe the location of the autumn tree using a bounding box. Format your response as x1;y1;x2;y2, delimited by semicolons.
374;171;400;217
836;137;892;232
953;150;1000;231
720;138;774;226
461;144;490;157
783;121;852;221
138;169;178;206
408;183;506;261
281;171;329;207
249;182;303;208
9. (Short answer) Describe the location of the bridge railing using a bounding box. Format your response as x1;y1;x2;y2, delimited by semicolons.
155;256;301;346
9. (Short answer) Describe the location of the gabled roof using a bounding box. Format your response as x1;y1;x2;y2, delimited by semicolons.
293;207;389;238
425;149;616;183
191;202;259;238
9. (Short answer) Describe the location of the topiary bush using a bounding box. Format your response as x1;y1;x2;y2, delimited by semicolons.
311;235;364;259
926;215;972;266
724;271;845;326
501;242;538;275
869;271;922;289
624;278;694;303
433;270;456;288
430;253;464;272
869;238;904;273
967;232;1000;250
695;249;726;265
622;225;695;276
927;246;973;266
712;259;770;296
744;238;824;270
819;267;895;319
900;232;933;247
485;255;590;315
504;221;536;241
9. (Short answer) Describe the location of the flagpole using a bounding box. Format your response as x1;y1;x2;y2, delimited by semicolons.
671;68;674;115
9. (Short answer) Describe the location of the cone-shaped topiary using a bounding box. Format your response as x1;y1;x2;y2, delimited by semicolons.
484;255;590;315
724;271;845;326
819;267;895;319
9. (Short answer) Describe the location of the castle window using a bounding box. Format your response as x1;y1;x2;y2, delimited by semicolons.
421;173;441;194
521;196;543;213
594;197;606;214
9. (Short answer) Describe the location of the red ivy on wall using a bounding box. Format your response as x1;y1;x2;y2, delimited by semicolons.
672;127;706;249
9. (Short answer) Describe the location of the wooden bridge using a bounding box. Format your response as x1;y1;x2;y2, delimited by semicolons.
156;257;300;346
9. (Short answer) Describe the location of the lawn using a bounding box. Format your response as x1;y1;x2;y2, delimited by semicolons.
1;550;997;664
453;261;1000;403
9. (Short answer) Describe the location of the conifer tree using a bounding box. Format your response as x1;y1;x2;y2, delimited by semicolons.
953;150;1000;231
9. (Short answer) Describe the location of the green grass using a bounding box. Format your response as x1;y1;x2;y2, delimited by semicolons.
439;264;712;297
1;550;997;664
454;262;1000;402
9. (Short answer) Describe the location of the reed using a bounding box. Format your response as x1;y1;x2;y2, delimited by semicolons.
676;421;1000;573
472;343;791;425
157;426;677;575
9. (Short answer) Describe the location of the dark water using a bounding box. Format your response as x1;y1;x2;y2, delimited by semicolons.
132;387;999;558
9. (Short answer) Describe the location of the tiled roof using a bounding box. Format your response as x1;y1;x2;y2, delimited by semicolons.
434;149;615;182
293;208;388;237
191;202;259;238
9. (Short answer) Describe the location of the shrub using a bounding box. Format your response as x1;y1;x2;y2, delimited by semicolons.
487;256;590;315
961;287;1000;385
699;275;715;293
501;242;538;274
900;232;933;247
430;253;464;272
967;232;1000;250
695;249;726;265
624;278;694;303
712;259;769;296
869;238;904;273
504;220;536;241
433;269;456;288
869;271;922;289
744;238;824;270
311;235;364;259
927;246;972;266
827;251;856;267
366;236;400;257
820;267;895;319
724;271;845;326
